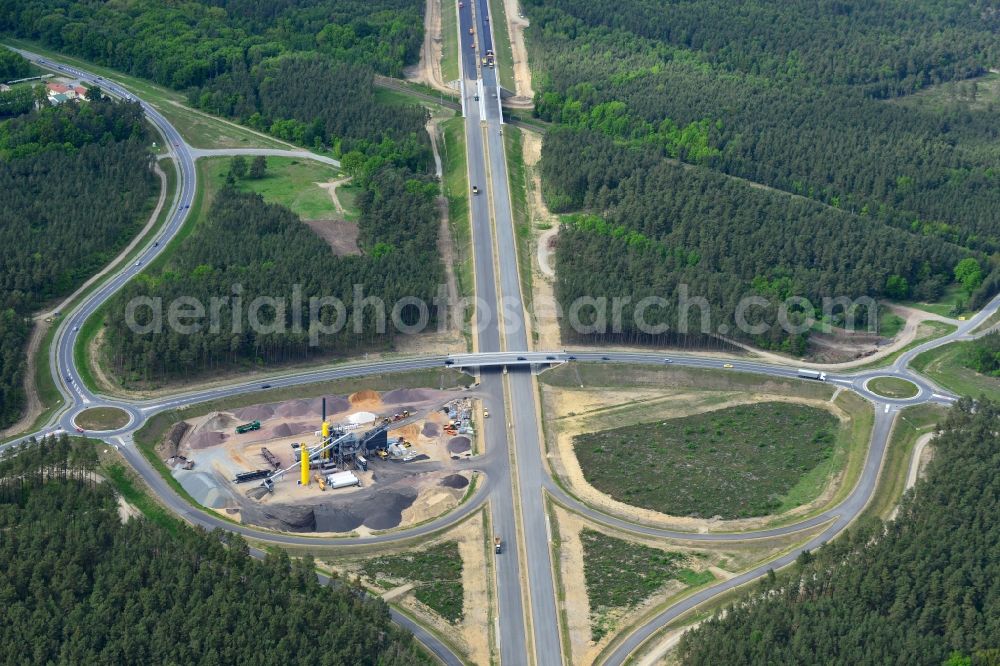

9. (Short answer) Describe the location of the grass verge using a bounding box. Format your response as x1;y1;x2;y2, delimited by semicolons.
866;376;920;399
859;404;946;522
849;320;956;371
503;126;533;321
911;341;1000;401
104;462;182;534
441;0;460;82
487;0;517;91
75;407;130;431
441;117;475;348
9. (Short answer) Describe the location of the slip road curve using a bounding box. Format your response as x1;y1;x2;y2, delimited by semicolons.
7;45;1000;666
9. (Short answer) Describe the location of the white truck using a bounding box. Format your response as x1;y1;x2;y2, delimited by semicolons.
797;369;827;381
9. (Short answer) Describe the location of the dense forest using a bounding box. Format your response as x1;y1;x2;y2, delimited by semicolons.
524;0;1000;349
0;46;29;81
962;331;1000;377
103;168;443;382
0;99;156;428
546;129;968;351
0;0;431;167
678;399;1000;665
0;435;427;664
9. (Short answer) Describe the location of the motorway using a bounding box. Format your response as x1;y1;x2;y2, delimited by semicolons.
8;28;1000;666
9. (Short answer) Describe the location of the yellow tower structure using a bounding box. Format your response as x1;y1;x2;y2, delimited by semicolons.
321;421;330;459
301;445;310;485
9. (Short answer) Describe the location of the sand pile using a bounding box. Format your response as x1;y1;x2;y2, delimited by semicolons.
276;399;313;419
189;431;228;449
440;474;469;489
271;423;293;438
234;404;275;421
348;411;377;425
204;412;235;431
383;388;438;405
350;389;379;404
447;436;471;454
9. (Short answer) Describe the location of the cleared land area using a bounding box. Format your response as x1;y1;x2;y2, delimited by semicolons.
205;157;351;220
911;342;1000;401
540;363;871;532
581;529;713;641
573;402;838;519
362;541;464;623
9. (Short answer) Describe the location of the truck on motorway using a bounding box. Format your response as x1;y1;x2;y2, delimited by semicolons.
494;536;502;554
797;369;828;381
235;420;261;434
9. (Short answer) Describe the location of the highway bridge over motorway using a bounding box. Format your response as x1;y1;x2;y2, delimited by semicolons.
6;14;1000;665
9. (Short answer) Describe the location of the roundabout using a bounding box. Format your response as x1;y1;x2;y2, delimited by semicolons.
865;376;921;400
73;406;132;432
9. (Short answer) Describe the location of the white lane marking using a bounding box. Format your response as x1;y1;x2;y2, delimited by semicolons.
884;404;890;413
829;378;853;384
932;393;956;401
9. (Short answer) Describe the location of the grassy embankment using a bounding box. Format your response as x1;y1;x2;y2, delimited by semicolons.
361;541;464;623
487;0;518;91
911;342;1000;402
502;126;534;326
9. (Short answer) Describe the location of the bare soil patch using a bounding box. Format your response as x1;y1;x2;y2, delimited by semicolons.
302;218;361;256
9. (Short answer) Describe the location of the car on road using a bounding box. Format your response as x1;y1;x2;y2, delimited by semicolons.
601;356;610;360
134;260;141;266
445;359;455;365
484;408;490;418
545;355;555;360
73;325;79;331
153;241;159;246
260;384;271;389
723;363;734;368
472;185;479;194
75;427;84;433
474;95;479;101
516;356;526;361
664;358;672;363
568;355;576;360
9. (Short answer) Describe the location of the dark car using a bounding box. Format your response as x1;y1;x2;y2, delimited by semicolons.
516;356;526;361
261;384;271;389
568;355;576;360
445;359;455;366
601;356;610;361
545;355;555;360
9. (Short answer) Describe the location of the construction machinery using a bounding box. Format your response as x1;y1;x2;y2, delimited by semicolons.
234;469;271;484
313;472;327;491
235;420;260;434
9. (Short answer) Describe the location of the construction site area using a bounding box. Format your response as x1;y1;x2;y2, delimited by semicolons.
159;387;483;534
